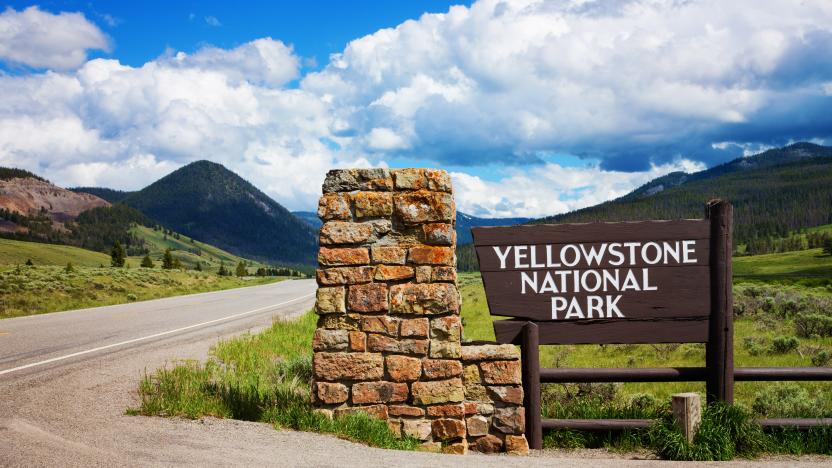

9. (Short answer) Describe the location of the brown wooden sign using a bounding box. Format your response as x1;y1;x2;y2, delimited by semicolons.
472;208;728;346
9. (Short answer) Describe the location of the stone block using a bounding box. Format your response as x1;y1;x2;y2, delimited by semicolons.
313;352;383;381
505;435;530;455
443;440;468;455
352;381;408;404
415;266;432;283
429;340;461;359
399;318;429;338
464;383;490;402
334;404;388;420
460;344;519;361
323;168;391;192
374;265;415;281
360;316;398;336
312;329;349;351
352;191;393;218
411;378;464;405
431;418;466;440
322;169;361;192
315;382;349;404
317;193;351;220
408;246;454;265
392;168;426;190
390;283;459;315
386;355;422;382
466;415;489;437
492;407;525;435
403;419;433;441
472;434;503;454
430;316;461;341
480;361;522;385
422;359;463;379
348;331;366;352
348;283;388;313
316;266;373;285
426;403;464;419
320;222;374;245
315;287;345;314
424;169;452;192
394;191;455;224
419;442;442;453
318;247;370;266
487;385;524;405
370;246;406;265
432;266;456;282
422;223;455;245
317;313;360;331
463;364;481;383
672;392;702;442
388;420;402;438
389;405;425;417
367;334;428;355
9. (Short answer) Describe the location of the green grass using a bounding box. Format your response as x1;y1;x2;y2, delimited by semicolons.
0;264;282;319
127;225;264;273
734;248;832;287
130;311;419;451
0;237;110;267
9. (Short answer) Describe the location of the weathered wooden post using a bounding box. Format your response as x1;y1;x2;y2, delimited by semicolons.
705;200;734;404
671;392;702;442
521;322;542;449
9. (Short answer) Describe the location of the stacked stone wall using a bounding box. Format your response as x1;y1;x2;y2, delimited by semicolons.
312;168;527;455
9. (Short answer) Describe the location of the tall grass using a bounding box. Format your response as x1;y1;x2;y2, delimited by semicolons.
129;311;419;451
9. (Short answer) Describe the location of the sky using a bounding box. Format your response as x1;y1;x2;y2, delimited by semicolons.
0;0;831;218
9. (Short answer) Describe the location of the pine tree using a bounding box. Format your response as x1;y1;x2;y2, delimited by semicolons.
235;261;247;277
218;262;228;276
823;238;832;256
141;255;154;268
110;240;126;267
65;262;74;273
195;262;203;271
162;248;174;269
172;257;182;269
25;258;33;266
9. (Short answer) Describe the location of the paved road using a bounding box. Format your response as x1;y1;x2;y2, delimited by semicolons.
1;279;827;467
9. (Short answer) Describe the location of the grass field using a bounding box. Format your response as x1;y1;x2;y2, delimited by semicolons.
127;225;262;272
0;264;283;319
0;237;110;267
734;247;832;287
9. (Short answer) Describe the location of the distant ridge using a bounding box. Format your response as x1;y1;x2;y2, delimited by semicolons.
124;161;317;265
70;187;135;204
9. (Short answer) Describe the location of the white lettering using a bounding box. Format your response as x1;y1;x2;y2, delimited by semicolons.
606;295;624;318
514;245;528;269
521;271;537;294
551;296;567;320
493;246;512;269
682;240;697;264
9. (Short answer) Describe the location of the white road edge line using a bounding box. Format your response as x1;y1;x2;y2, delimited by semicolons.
0;292;315;377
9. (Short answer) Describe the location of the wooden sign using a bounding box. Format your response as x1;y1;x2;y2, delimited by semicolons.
472;202;732;346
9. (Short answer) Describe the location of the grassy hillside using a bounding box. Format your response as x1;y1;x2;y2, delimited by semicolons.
0;264;281;319
734;248;832;287
127;225;262;272
0;238;110;267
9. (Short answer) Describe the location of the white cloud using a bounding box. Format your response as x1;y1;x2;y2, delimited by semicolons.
0;6;110;70
204;16;221;27
452;159;707;218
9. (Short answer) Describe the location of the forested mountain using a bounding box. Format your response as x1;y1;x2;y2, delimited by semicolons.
70;187;135;203
534;143;832;245
123;161;317;265
292;211;322;229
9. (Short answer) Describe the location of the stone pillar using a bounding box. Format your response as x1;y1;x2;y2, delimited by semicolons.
312;168;467;453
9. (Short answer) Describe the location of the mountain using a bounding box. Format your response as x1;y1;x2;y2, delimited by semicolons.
123;161;317;265
292;211;322;229
70;187;135;203
534;142;832;245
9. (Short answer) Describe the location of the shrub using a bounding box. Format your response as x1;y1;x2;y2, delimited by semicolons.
742;336;767;356
811;350;831;367
795;313;832;338
769;335;799;354
752;383;819;418
126;293;138;302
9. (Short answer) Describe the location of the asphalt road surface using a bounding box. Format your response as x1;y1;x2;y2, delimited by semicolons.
0;279;827;467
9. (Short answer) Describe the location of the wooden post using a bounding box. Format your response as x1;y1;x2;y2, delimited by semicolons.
705;200;734;404
671;393;702;442
521;321;542;450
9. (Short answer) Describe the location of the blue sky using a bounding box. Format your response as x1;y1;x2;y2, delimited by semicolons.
1;1;831;217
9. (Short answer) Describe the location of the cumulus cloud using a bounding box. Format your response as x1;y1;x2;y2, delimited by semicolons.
303;0;832;170
0;6;110;70
452;159;706;218
1;1;831;218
